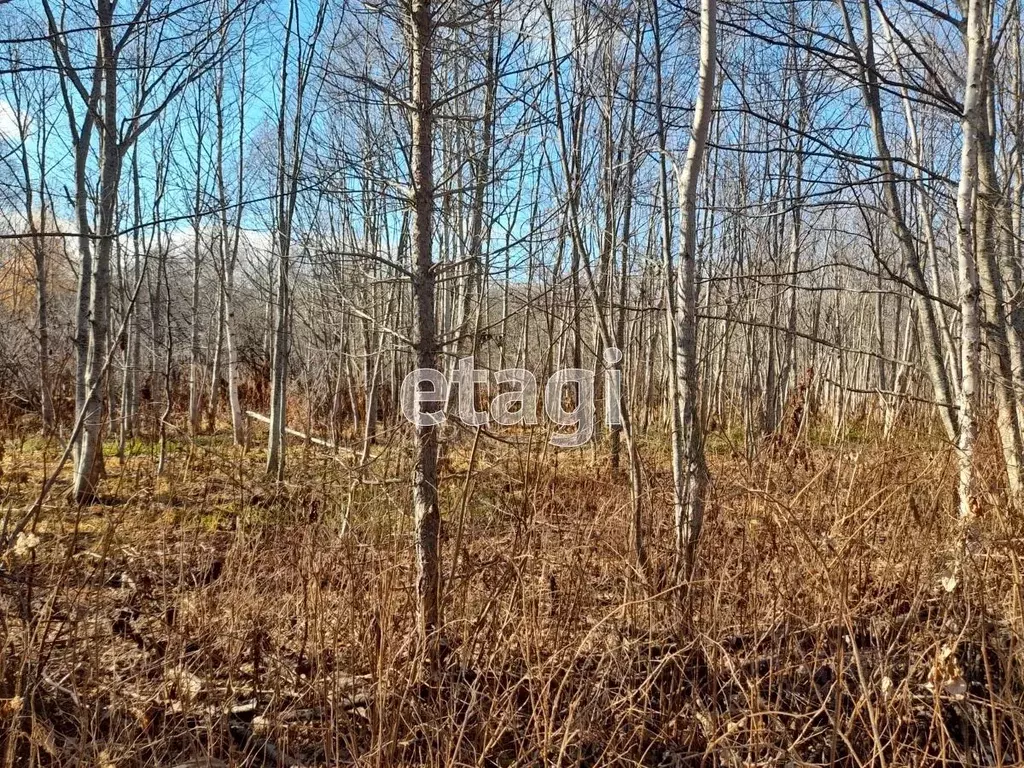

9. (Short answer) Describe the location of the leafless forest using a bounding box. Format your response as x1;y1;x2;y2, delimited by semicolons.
2;0;1024;764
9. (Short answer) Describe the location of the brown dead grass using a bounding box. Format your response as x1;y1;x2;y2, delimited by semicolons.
1;421;1023;767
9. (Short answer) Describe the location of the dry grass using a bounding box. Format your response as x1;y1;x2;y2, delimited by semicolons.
1;419;1023;767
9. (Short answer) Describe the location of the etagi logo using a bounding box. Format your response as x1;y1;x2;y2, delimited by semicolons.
400;349;624;448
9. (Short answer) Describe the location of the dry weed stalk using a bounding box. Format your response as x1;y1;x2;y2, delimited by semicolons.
0;423;1022;766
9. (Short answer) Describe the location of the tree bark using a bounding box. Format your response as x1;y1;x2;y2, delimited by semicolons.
671;0;716;587
410;0;442;649
954;0;991;520
73;0;119;502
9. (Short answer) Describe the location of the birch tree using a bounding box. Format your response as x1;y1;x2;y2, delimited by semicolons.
954;0;991;521
670;0;716;587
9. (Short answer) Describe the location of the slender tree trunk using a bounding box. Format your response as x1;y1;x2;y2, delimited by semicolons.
410;0;442;649
188;123;206;437
454;18;496;364
15;105;55;432
215;46;248;446
955;0;990;520
73;4;119;501
611;32;641;470
650;0;686;575
266;240;290;478
208;284;225;433
157;236;173;476
670;0;716;587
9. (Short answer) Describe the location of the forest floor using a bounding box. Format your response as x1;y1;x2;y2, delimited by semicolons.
1;419;1023;767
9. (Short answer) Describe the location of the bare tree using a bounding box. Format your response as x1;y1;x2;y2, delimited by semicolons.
265;0;328;479
408;0;442;649
670;0;716;587
954;0;990;521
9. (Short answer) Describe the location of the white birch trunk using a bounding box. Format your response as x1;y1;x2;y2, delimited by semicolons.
671;0;715;585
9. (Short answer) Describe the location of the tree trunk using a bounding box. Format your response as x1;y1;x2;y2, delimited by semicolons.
73;2;119;502
671;0;716;587
954;0;990;520
410;0;442;649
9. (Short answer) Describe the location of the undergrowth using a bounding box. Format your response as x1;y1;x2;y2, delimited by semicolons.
1;421;1022;767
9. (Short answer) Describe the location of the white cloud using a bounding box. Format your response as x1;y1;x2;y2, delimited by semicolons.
0;100;25;142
